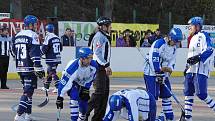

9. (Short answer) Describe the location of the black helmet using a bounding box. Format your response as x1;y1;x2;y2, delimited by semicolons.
97;16;112;26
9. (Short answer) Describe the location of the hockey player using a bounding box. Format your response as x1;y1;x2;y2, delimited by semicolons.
103;88;157;121
183;17;215;121
13;15;45;121
40;24;62;93
143;27;183;121
56;47;97;121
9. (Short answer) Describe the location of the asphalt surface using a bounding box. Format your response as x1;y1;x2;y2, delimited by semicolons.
0;77;215;121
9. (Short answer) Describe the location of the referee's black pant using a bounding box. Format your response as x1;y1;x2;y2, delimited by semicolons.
0;56;9;89
85;67;110;121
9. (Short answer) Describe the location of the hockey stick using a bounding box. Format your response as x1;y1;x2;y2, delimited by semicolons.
162;83;186;121
57;109;61;121
37;78;49;108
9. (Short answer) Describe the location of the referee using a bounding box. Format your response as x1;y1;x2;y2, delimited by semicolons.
0;26;11;89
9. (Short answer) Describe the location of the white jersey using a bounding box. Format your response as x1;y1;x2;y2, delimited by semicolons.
103;89;150;121
144;38;176;77
187;31;214;77
58;59;97;97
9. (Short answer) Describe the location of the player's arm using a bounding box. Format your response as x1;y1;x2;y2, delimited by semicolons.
123;98;136;121
103;104;119;121
40;35;50;55
93;36;110;67
30;36;45;78
199;32;214;64
58;61;78;97
166;48;176;74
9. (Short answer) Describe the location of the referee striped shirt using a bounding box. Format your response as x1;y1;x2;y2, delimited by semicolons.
0;35;11;56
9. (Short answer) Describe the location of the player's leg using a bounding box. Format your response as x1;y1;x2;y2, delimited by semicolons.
78;86;90;121
14;73;35;121
160;77;174;121
183;73;195;121
51;65;59;93
144;75;159;100
195;74;215;111
146;92;157;121
70;84;80;121
43;65;53;90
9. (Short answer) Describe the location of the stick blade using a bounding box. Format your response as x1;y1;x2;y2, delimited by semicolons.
178;110;186;121
37;97;49;107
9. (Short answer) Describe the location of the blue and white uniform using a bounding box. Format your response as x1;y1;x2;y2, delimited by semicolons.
41;32;62;88
58;59;97;121
184;31;215;120
144;38;176;120
103;89;156;121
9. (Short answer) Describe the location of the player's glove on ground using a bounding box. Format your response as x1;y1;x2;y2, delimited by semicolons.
187;55;200;65
56;96;64;109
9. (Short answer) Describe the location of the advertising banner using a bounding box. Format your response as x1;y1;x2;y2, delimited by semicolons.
111;23;159;47
173;24;215;48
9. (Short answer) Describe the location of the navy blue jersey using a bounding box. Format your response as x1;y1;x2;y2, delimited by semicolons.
41;32;62;65
13;30;43;72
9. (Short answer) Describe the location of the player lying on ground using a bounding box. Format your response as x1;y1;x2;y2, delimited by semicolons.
56;47;98;121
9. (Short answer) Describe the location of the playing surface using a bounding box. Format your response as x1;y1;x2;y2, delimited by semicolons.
1;77;215;121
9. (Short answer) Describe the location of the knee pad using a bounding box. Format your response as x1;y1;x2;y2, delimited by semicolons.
23;87;34;97
197;93;207;100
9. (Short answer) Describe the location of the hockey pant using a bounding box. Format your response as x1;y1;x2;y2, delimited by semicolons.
68;84;90;121
144;75;174;120
44;64;59;89
17;73;37;115
184;73;215;120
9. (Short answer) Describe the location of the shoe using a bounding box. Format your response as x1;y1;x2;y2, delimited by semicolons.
1;86;9;89
52;88;58;93
14;114;26;121
41;87;49;92
156;112;165;121
25;113;33;121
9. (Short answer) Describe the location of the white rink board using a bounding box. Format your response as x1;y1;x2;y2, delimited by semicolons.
8;47;215;73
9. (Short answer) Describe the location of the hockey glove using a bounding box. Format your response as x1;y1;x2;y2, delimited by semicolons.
161;67;172;74
56;96;64;109
156;72;165;84
187;55;200;65
35;70;45;79
79;87;90;101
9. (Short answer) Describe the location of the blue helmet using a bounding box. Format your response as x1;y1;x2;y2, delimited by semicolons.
45;24;54;32
109;95;124;111
169;28;183;42
78;47;93;58
188;17;203;27
24;15;38;27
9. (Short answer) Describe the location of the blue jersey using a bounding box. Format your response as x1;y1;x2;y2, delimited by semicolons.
41;32;62;65
58;59;98;97
13;30;43;72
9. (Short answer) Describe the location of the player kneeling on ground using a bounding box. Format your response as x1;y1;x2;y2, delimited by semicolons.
103;88;165;121
56;47;97;121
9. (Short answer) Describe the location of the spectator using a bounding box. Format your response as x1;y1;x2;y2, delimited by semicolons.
0;26;11;89
61;28;75;46
123;29;136;47
154;28;162;40
88;27;99;47
116;33;126;47
140;31;151;47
